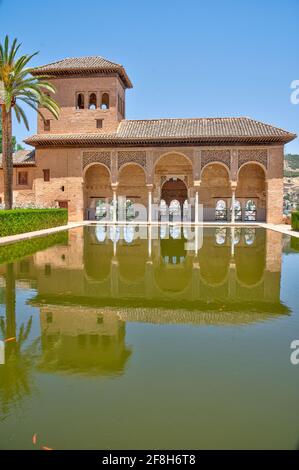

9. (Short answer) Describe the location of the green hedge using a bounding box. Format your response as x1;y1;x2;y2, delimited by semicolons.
0;208;68;237
291;211;299;231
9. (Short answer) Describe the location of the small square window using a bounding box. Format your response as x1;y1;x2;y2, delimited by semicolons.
44;119;50;131
18;171;28;185
96;119;103;129
43;169;50;182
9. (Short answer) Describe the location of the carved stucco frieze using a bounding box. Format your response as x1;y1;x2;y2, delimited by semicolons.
201;149;231;170
82;151;111;169
238;149;268;169
117;151;146;170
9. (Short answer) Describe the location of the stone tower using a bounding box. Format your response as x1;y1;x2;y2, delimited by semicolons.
32;56;133;134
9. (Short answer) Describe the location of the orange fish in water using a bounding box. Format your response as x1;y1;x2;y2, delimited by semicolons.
32;433;37;445
42;446;53;451
5;337;16;342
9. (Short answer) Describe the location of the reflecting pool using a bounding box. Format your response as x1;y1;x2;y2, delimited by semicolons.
0;226;298;449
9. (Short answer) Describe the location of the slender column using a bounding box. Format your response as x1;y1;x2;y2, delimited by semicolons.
194;180;201;224
147;184;153;223
230;182;237;224
230;227;235;256
111;183;118;223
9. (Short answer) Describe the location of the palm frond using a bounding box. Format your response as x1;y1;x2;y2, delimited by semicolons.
14;103;30;130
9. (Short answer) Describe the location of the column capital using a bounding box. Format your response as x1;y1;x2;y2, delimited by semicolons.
111;182;119;190
146;183;154;190
230;181;237;191
194;180;201;188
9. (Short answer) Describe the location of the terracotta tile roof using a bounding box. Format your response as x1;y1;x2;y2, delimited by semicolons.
24;117;296;147
32;56;133;88
117;117;295;140
0;150;35;167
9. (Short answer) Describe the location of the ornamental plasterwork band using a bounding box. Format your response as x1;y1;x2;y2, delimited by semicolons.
201;150;231;170
82;151;111;169
117;151;147;170
161;175;188;185
238;149;268;169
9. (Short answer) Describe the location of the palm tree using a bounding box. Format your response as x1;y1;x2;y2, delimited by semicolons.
0;35;59;209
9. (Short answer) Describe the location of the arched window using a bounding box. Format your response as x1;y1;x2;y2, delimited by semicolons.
159;199;167;216
183;199;189;216
169;199;181;216
95;199;107;220
76;93;84;109
245;200;257;221
88;93;97;109
101;93;109;110
215;200;227;221
231;199;242;221
126;199;135;220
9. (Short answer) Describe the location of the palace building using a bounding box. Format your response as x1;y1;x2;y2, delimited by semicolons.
0;56;296;223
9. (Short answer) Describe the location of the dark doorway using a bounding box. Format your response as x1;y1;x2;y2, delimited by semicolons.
161;178;188;206
58;201;68;209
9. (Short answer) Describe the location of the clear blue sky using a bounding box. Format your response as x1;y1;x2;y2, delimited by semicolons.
1;0;298;152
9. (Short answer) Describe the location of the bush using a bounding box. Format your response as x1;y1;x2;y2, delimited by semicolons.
291;211;299;231
0;208;68;237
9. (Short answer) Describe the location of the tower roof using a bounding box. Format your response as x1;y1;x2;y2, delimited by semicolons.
31;56;133;88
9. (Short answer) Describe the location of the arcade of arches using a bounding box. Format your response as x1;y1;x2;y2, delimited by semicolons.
82;148;277;223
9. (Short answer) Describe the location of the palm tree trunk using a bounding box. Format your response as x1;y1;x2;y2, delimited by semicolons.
1;105;13;210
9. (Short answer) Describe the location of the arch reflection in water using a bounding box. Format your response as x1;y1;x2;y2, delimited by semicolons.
95;225;106;243
170;225;181;240
109;225;120;242
124;225;135;244
215;227;227;245
244;228;255;246
11;226;287;329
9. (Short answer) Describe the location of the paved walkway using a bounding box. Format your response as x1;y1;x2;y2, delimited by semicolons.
0;221;298;246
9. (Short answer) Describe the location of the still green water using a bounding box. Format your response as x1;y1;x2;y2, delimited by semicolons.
0;226;298;450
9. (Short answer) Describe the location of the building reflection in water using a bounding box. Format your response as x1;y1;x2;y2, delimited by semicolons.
38;307;132;376
0;225;289;394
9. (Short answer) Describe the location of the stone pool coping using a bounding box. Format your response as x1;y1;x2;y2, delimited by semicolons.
0;221;298;246
258;223;299;238
0;222;87;246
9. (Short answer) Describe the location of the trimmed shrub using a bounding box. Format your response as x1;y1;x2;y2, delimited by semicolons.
0;208;68;237
291;211;299;231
